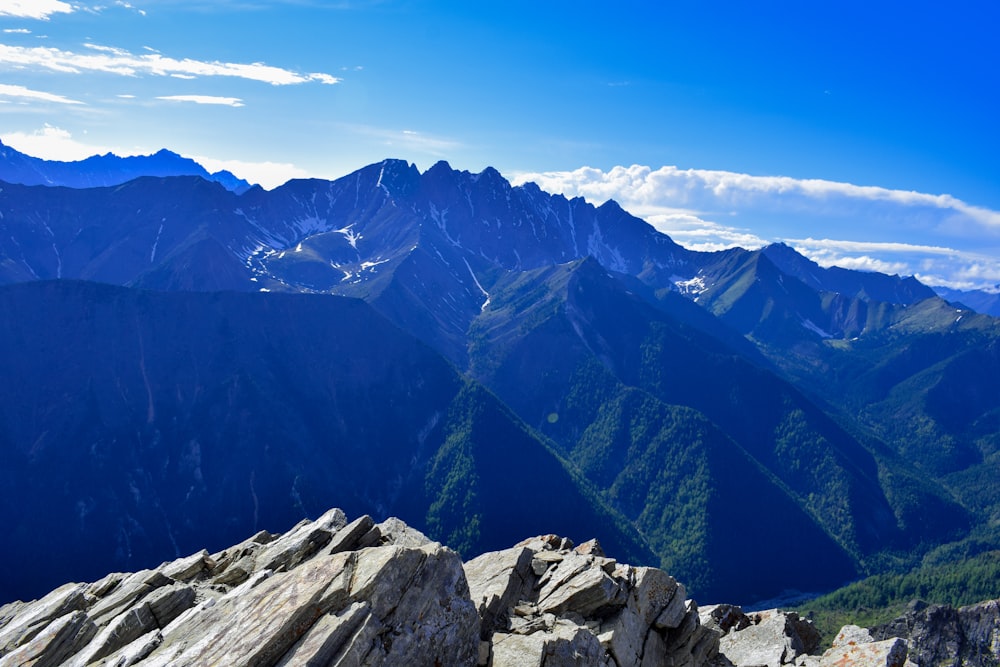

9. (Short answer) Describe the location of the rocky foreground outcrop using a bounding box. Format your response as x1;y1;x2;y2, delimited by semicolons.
0;509;722;666
0;508;995;666
872;598;1000;667
701;605;908;667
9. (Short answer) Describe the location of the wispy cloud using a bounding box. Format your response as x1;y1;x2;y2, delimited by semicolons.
0;83;83;104
344;124;462;156
114;1;146;16
787;237;1000;291
156;94;245;107
3;28;32;34
0;42;342;86
509;164;1000;290
784;238;961;257
0;0;72;20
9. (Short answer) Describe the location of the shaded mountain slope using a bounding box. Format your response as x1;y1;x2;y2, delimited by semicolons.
675;250;1000;493
464;258;969;600
761;295;1000;476
570;387;858;602
0;177;255;289
0;280;650;604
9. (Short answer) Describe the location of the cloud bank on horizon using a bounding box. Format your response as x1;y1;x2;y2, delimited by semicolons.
512;165;1000;292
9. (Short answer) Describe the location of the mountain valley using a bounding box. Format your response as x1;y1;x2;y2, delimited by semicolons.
0;147;997;612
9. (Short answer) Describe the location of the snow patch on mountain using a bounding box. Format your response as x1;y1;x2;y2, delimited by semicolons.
337;225;361;249
673;274;708;298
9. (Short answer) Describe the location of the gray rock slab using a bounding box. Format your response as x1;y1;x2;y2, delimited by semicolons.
0;610;96;667
819;637;907;667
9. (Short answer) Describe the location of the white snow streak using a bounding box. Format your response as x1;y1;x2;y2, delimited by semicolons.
376;164;389;195
150;222;164;263
463;257;490;311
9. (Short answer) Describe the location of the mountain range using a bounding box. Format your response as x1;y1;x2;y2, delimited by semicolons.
0;139;251;194
0;148;997;609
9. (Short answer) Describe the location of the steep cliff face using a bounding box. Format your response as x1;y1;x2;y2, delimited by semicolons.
0;281;653;605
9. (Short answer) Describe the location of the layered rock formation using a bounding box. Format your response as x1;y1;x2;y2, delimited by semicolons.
700;605;909;667
3;508;997;666
872;599;1000;667
0;509;478;667
465;535;724;666
0;510;721;666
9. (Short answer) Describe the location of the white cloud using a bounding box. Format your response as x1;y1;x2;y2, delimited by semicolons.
1;125;110;160
509;164;1000;290
0;82;83;104
193;155;308;190
4;28;32;34
308;72;340;85
157;94;245;107
783;237;961;257
511;164;1000;235
0;42;342;86
782;237;1000;290
641;211;769;253
826;256;913;276
0;0;72;20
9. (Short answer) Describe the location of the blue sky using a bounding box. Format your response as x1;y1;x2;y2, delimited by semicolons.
0;1;998;290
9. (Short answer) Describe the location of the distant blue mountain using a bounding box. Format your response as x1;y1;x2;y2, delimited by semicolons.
0;140;252;193
934;285;1000;318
